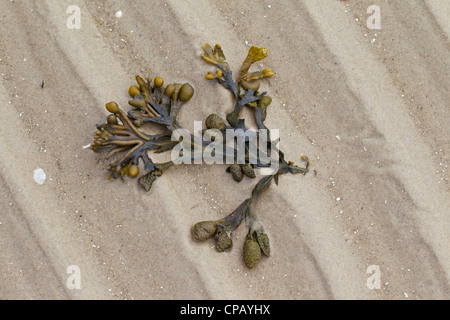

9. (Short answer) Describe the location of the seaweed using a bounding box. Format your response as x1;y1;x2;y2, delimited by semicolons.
91;43;310;269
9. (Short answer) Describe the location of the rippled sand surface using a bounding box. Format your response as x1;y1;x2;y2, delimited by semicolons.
0;0;448;299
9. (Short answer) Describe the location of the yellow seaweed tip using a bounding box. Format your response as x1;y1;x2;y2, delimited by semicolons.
105;101;119;113
179;83;194;102
129;165;139;178
248;46;269;62
128;85;140;97
263;68;274;77
154;76;164;87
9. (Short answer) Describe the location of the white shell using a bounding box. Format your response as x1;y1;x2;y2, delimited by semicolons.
33;168;46;185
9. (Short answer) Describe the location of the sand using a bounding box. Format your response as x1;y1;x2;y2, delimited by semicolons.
0;0;448;299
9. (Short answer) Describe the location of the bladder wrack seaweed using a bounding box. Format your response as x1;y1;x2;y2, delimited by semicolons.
91;44;310;269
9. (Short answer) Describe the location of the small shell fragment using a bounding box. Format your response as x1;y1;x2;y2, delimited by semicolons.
33;168;46;185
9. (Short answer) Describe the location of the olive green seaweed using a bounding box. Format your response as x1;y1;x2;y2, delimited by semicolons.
91;43;310;269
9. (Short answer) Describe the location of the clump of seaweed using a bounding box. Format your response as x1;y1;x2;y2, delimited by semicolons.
91;43;310;269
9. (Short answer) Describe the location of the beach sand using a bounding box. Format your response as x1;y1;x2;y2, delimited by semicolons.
0;0;448;299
